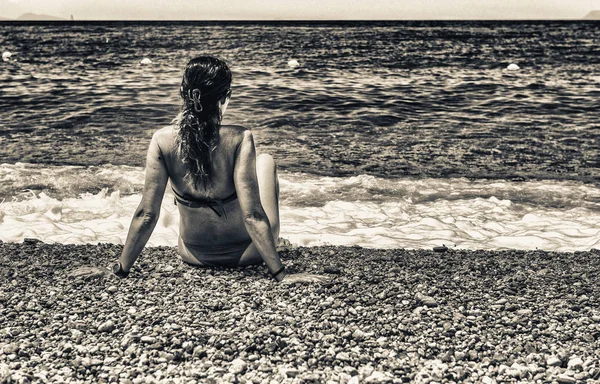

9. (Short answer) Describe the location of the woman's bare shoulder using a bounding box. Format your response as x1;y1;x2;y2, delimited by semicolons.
153;125;177;139
220;125;250;147
151;125;177;150
221;124;249;136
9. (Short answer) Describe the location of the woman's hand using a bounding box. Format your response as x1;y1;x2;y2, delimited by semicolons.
280;272;332;284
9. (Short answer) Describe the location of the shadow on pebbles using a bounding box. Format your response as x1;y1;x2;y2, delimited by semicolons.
1;240;600;383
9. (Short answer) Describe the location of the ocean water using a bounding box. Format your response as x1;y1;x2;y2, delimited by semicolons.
1;21;599;250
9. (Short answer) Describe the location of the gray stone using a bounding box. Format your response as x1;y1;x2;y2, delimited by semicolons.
68;266;109;280
416;293;437;307
140;336;155;344
365;371;391;383
352;329;366;341
120;334;133;349
556;374;576;384
343;366;359;376
336;352;351;362
229;358;247;374
517;309;532;316
192;346;207;358
284;368;299;378
3;344;18;354
547;356;562;367
98;320;115;333
567;357;583;370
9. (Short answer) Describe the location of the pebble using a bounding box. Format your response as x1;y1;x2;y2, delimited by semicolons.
517;309;532;316
140;336;155;344
365;371;390;383
503;287;517;295
283;368;299;378
98;320;115;333
343;366;359;376
5;242;600;384
68;266;108;280
508;362;529;378
193;346;207;358
81;358;103;367
107;286;118;293
3;344;18;354
120;334;133;349
547;356;562;367
556;374;576;384
335;352;351;362
304;373;322;383
468;350;478;360
567;357;583;370
415;293;437;307
359;365;375;378
229;358;247;374
352;329;366;340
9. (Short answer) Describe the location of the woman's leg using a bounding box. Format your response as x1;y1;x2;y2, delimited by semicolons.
238;153;280;266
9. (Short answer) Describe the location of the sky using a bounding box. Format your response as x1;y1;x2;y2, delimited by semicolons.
1;0;599;20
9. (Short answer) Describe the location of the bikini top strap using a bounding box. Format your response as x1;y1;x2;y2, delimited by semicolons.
172;187;237;219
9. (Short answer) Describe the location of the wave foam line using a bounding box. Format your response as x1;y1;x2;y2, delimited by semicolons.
1;171;600;251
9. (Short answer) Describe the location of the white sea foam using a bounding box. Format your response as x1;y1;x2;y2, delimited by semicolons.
1;163;599;251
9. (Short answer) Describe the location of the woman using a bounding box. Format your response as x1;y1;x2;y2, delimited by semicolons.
112;56;327;283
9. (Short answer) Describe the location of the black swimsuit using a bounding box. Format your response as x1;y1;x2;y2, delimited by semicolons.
172;187;237;219
173;187;252;267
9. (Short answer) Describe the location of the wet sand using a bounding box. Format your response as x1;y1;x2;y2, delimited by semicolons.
1;241;600;383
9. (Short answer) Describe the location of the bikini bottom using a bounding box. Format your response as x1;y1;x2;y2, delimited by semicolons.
178;236;252;268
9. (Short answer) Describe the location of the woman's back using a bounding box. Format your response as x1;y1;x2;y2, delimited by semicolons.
155;124;251;246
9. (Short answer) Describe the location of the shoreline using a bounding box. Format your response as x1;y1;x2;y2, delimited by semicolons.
2;242;600;383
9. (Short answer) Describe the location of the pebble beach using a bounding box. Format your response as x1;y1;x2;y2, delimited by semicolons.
2;241;600;383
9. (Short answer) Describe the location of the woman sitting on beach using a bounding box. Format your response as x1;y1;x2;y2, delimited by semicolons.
112;56;326;283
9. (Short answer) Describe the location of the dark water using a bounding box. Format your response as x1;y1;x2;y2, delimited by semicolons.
1;21;599;183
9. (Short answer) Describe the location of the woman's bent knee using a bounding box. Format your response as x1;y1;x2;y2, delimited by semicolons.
256;153;276;172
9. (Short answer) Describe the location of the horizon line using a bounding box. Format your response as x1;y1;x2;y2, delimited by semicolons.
0;17;595;21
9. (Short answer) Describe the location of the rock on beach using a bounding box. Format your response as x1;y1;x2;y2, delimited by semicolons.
98;320;115;333
1;242;600;383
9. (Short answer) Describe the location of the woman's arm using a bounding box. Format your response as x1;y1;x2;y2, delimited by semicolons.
233;130;285;280
118;132;169;273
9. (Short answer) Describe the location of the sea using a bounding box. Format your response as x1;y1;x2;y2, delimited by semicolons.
1;21;599;251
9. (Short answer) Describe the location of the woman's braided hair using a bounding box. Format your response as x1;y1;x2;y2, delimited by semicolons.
174;56;232;189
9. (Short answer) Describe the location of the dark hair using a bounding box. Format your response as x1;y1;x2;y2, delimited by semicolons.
175;56;232;189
